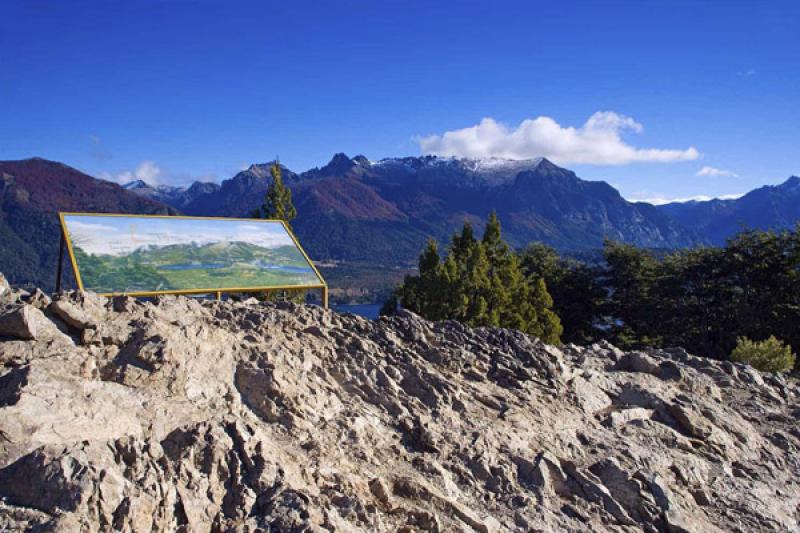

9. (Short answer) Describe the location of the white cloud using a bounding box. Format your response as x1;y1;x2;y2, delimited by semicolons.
696;166;738;178
628;193;744;205
100;162;217;187
101;161;162;186
417;111;700;165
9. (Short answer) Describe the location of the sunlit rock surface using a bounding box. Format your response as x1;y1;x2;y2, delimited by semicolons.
0;277;798;531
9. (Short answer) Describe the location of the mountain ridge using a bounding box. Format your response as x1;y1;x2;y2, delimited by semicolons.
0;158;177;291
657;175;800;244
3;155;799;296
153;154;704;262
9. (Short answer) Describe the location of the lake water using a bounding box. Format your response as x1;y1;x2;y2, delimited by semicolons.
160;263;227;270
332;303;382;319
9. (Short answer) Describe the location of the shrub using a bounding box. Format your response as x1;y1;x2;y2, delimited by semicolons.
730;336;796;373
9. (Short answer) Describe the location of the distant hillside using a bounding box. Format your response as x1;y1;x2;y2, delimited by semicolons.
166;163;301;216
7;155;799;301
164;154;702;263
0;158;176;291
658;176;800;244
127;240;309;269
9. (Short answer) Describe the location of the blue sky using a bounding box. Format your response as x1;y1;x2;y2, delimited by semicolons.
1;1;798;203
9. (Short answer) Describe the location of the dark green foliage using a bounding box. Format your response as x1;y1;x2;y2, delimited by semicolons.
391;221;800;370
387;214;562;344
600;226;800;367
520;243;605;345
249;161;304;302
730;336;796;373
252;161;297;228
602;241;663;348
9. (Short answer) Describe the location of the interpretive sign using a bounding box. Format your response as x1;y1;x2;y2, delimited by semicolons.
58;213;327;302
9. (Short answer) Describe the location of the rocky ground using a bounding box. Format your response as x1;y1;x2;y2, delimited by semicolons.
0;274;798;532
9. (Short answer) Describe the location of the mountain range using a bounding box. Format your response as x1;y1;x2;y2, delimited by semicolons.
125;154;699;262
0;158;175;291
124;152;800;256
1;154;799;297
657;176;800;244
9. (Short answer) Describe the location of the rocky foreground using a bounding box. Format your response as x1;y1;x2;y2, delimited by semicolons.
0;277;798;532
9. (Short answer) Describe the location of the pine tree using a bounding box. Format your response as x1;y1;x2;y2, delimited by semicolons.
252;160;297;229
481;212;507;266
520;243;604;344
481;212;515;327
451;222;476;264
461;241;491;325
251;159;300;303
526;277;563;344
387;213;562;344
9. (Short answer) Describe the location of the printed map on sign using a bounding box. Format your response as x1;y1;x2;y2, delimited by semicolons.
60;214;324;295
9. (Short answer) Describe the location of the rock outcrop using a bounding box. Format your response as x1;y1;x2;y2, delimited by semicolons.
0;281;798;532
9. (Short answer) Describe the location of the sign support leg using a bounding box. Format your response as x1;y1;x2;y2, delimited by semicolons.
56;232;65;293
322;286;328;309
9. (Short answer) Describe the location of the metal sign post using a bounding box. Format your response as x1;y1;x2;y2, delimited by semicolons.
55;231;65;293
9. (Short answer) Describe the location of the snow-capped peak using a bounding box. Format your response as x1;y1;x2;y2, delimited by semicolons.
122;179;149;190
460;156;545;173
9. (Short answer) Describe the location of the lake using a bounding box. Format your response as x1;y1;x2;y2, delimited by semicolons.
332;303;382;319
160;263;227;270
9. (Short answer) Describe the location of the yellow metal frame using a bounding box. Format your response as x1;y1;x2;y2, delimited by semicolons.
57;212;328;307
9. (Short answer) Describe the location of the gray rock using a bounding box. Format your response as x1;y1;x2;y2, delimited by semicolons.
49;300;95;330
0;274;11;303
605;407;654;428
22;289;52;310
369;477;391;504
617;351;661;375
0;276;797;532
0;304;69;342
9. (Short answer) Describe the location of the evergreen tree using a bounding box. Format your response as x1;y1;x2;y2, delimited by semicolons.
602;241;661;348
451;221;476;264
480;212;513;326
251;159;301;302
461;241;491;325
520;243;604;344
600;226;800;366
387;214;562;344
526;277;563;345
252;160;297;229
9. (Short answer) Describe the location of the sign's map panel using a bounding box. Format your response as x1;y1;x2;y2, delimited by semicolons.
60;214;324;295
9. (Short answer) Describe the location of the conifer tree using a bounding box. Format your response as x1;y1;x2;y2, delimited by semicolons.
526;277;563;344
451;222;476;264
251;159;300;302
386;213;562;344
252;160;297;229
461;241;491;325
481;212;519;328
520;243;604;345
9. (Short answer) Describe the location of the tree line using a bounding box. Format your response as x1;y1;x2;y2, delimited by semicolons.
382;213;563;344
251;166;797;373
384;214;799;372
